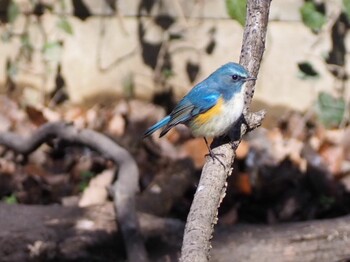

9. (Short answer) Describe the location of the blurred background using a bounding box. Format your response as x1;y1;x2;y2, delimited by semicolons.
1;0;350;261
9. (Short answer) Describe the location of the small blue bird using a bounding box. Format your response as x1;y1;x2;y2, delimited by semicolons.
144;62;256;156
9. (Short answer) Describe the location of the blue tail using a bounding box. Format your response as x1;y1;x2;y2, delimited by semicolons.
144;116;171;137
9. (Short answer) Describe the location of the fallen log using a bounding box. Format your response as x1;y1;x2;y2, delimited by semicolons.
212;217;350;262
1;202;350;262
0;202;183;261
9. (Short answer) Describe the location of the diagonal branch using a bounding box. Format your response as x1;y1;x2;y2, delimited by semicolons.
180;1;272;261
0;122;148;262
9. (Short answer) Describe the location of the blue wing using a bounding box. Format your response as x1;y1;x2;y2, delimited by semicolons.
159;83;220;136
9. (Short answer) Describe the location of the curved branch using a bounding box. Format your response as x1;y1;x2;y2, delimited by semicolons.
0;122;148;262
180;1;272;261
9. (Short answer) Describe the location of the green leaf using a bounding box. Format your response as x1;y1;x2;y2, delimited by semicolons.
20;33;34;61
59;0;66;10
319;195;335;209
300;2;326;33
7;61;18;80
315;92;345;128
21;34;30;46
162;68;174;79
123;73;135;99
80;170;95;180
43;41;62;62
225;0;246;26
343;0;350;21
4;194;17;204
57;17;73;35
78;171;95;192
78;180;89;192
1;31;12;42
7;0;20;23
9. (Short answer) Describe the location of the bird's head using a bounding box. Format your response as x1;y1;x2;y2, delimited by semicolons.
217;62;256;85
208;62;256;99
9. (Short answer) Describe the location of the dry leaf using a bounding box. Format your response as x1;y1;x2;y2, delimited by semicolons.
235;172;252;195
236;140;249;159
0;159;16;174
24;163;48;177
319;142;344;175
42;107;61;122
64;107;86;128
25;105;47;126
268;128;303;164
108;114;125;136
340;174;350;192
181;138;209;169
78;169;114;207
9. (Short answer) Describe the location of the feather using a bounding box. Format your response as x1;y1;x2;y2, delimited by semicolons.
143;115;171;137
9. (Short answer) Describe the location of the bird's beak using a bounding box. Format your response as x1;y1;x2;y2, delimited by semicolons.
245;76;257;81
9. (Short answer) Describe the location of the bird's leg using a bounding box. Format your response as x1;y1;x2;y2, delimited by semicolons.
203;137;212;155
203;137;225;167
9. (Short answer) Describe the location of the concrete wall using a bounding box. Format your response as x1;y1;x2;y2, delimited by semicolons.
0;0;344;114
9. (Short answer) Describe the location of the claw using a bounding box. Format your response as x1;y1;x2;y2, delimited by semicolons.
203;137;225;167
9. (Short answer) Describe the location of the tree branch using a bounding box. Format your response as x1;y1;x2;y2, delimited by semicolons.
0;122;148;262
180;1;272;261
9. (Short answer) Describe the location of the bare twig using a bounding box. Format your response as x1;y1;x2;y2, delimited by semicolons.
0;122;148;262
180;1;271;261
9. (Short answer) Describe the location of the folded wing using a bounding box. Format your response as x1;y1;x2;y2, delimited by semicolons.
159;89;220;137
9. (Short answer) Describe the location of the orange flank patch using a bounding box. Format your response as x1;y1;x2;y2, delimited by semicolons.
194;97;223;125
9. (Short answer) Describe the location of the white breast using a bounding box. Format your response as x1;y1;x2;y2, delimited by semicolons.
190;87;245;138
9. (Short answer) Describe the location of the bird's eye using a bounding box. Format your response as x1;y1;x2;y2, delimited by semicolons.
231;74;239;81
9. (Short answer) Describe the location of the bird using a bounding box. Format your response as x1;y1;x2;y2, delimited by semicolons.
144;62;256;157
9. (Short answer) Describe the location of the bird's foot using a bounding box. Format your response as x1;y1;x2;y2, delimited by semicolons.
205;148;225;168
203;137;226;167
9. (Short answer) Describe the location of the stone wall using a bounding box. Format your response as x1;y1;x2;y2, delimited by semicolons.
0;0;345;114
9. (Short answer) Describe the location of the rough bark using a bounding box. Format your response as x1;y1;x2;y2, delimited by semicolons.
212;218;350;262
240;0;271;108
180;1;271;261
0;122;148;262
